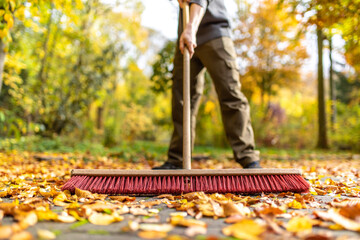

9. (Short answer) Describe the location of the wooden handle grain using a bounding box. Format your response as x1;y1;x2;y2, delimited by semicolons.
182;2;191;170
71;168;302;177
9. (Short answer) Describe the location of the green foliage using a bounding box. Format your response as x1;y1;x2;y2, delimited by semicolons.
330;102;360;151
150;40;175;93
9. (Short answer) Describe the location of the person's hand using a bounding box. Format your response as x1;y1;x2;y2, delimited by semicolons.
178;0;190;8
179;24;196;58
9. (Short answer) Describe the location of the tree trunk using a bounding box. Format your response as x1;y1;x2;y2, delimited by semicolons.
316;28;329;149
329;34;336;131
96;106;103;129
0;40;6;95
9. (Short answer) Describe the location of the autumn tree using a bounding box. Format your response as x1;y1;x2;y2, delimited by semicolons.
233;0;308;108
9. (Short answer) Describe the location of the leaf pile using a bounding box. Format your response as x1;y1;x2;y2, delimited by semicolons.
0;151;359;239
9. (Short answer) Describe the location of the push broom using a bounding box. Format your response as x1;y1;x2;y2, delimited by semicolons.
61;2;310;195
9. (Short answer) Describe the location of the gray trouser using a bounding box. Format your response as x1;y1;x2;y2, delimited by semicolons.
168;37;260;167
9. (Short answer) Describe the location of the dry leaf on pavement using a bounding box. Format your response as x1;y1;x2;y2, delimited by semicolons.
222;219;265;240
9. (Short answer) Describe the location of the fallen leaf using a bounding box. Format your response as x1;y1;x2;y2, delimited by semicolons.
37;229;56;239
35;210;59;221
53;192;69;207
0;225;13;239
139;224;174;232
156;194;175;200
57;213;76;223
286;216;313;233
185;226;207;237
9;231;33;240
256;207;284;216
83;202;118;212
225;215;246;223
314;208;360;231
170;215;207;228
88;212;123;225
222;219;265;240
0;202;18;215
130;207;149;216
138;231;167;239
222;202;250;217
75;188;94;199
109;196;136;202
288;200;303;209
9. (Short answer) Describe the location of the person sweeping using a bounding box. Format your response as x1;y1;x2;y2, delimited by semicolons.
62;0;310;195
153;0;261;169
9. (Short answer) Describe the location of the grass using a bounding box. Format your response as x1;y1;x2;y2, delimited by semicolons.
0;136;354;162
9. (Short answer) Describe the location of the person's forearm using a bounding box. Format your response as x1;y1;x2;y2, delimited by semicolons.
186;3;205;34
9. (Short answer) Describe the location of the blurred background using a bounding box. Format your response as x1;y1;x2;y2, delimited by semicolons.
0;0;359;154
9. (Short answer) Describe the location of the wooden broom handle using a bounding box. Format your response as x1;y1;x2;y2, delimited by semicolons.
182;2;191;170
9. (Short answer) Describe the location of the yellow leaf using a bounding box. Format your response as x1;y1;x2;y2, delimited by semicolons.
53;192;68;206
37;229;56;239
9;231;33;240
137;231;167;239
286;216;312;233
88;212;123;225
35;210;59;221
288;200;303;209
0;225;12;239
75;188;94;199
222;219;265;240
170;215;207;228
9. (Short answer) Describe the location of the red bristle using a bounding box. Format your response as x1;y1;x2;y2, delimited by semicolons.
61;172;310;195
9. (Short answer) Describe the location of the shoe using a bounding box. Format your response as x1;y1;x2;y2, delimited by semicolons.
243;161;262;169
152;162;182;170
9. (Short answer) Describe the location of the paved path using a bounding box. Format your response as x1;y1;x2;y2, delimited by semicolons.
2;196;360;240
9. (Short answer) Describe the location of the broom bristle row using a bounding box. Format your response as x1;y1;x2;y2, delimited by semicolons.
61;174;310;194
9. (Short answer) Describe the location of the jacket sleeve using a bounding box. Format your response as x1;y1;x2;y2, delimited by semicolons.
189;0;208;9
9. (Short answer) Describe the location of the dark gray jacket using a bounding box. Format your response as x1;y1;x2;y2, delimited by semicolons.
178;0;231;46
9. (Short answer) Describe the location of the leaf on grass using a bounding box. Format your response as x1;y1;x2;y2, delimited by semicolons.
138;231;167;239
286;216;313;233
222;219;265;240
88;212;123;225
37;229;56;239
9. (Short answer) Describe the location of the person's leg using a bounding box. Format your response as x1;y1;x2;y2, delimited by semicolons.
196;37;260;167
166;46;206;167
